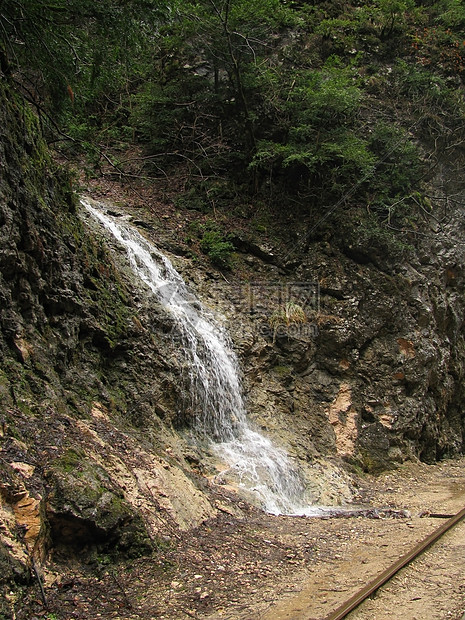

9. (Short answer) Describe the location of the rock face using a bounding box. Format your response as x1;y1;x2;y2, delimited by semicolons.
0;79;218;608
222;194;465;476
299;205;465;470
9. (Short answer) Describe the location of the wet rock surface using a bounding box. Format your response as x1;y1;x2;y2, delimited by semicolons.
0;80;219;611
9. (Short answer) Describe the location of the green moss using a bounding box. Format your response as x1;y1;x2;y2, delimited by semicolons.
0;370;13;407
48;453;153;556
56;448;87;474
51;456;130;525
77;235;132;346
356;449;392;474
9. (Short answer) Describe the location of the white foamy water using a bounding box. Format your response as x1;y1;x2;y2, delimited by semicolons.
82;198;316;515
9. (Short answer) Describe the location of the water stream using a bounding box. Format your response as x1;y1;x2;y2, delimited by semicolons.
82;199;315;515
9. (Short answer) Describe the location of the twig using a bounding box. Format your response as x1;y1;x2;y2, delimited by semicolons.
32;557;48;608
108;568;133;610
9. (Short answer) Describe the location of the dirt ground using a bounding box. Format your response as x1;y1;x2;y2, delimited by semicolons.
15;455;465;620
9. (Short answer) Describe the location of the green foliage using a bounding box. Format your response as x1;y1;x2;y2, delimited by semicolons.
131;0;294;174
175;189;210;213
130;0;456;221
131;72;225;168
357;0;416;38
355;211;414;258
291;62;362;126
392;60;457;106
5;0;465;242
199;229;234;270
410;24;465;76
1;0;165;150
429;0;465;28
250;59;381;202
367;122;421;202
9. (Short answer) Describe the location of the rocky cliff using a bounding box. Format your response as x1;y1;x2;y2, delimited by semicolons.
235;191;465;472
1;72;464;612
0;80;220;610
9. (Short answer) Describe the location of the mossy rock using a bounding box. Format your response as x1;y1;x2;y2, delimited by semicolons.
46;452;152;557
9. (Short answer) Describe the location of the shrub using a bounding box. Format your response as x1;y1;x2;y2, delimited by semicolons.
199;230;234;270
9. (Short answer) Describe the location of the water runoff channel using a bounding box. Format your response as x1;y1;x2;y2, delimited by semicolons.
83;198;322;516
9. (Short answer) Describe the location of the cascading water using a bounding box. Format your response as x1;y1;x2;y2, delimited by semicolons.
82;198;314;515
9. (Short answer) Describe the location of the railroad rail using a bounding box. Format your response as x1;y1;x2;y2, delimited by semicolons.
324;505;465;620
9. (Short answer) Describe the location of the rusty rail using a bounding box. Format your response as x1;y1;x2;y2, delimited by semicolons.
324;505;465;620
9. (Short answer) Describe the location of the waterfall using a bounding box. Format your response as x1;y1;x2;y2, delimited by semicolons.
82;198;315;515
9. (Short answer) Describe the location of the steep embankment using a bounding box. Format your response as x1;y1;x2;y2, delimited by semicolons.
0;80;222;611
228;183;465;473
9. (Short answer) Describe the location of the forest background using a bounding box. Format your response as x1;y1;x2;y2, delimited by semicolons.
2;0;465;257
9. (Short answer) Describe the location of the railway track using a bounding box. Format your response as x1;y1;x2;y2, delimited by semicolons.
325;506;465;620
259;487;465;620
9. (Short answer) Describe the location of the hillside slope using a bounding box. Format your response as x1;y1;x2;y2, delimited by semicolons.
0;80;224;613
1;2;465;612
